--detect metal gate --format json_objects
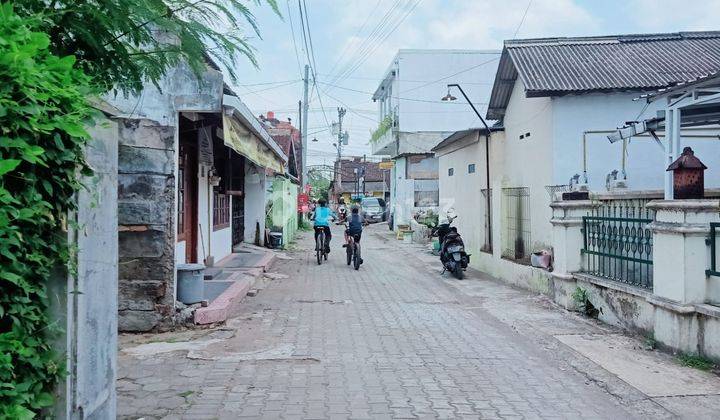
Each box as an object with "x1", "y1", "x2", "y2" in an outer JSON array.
[
  {"x1": 582, "y1": 199, "x2": 654, "y2": 288},
  {"x1": 230, "y1": 153, "x2": 245, "y2": 246}
]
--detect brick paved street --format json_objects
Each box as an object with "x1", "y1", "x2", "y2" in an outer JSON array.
[{"x1": 118, "y1": 224, "x2": 709, "y2": 419}]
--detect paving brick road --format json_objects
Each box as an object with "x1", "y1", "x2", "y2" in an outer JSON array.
[{"x1": 118, "y1": 224, "x2": 684, "y2": 419}]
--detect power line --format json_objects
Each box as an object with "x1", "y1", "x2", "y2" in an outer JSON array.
[
  {"x1": 285, "y1": 0, "x2": 304, "y2": 77},
  {"x1": 399, "y1": 56, "x2": 500, "y2": 94},
  {"x1": 336, "y1": 0, "x2": 423, "y2": 83},
  {"x1": 318, "y1": 80, "x2": 489, "y2": 107},
  {"x1": 512, "y1": 0, "x2": 533, "y2": 39},
  {"x1": 298, "y1": 0, "x2": 332, "y2": 131},
  {"x1": 326, "y1": 0, "x2": 404, "y2": 87},
  {"x1": 325, "y1": 0, "x2": 383, "y2": 79},
  {"x1": 335, "y1": 0, "x2": 422, "y2": 86}
]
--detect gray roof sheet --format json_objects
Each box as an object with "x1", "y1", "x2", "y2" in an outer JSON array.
[{"x1": 487, "y1": 31, "x2": 720, "y2": 120}]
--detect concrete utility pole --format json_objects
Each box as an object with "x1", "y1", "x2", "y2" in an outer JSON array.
[
  {"x1": 336, "y1": 107, "x2": 346, "y2": 200},
  {"x1": 301, "y1": 64, "x2": 309, "y2": 190}
]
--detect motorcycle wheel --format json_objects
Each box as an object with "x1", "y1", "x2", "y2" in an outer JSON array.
[{"x1": 453, "y1": 265, "x2": 464, "y2": 280}]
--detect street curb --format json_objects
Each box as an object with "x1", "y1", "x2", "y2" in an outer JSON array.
[
  {"x1": 193, "y1": 272, "x2": 255, "y2": 325},
  {"x1": 193, "y1": 251, "x2": 275, "y2": 325}
]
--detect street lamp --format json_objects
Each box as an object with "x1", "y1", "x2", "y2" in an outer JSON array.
[
  {"x1": 442, "y1": 83, "x2": 493, "y2": 251},
  {"x1": 441, "y1": 87, "x2": 457, "y2": 102}
]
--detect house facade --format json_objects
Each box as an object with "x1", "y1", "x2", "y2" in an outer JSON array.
[
  {"x1": 331, "y1": 157, "x2": 390, "y2": 204},
  {"x1": 261, "y1": 111, "x2": 302, "y2": 247},
  {"x1": 370, "y1": 49, "x2": 500, "y2": 228},
  {"x1": 109, "y1": 62, "x2": 286, "y2": 331},
  {"x1": 436, "y1": 31, "x2": 720, "y2": 287}
]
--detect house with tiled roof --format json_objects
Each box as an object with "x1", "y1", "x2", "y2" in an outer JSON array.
[
  {"x1": 330, "y1": 157, "x2": 391, "y2": 203},
  {"x1": 435, "y1": 30, "x2": 720, "y2": 288}
]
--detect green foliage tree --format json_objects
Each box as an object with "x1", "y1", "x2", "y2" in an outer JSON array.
[
  {"x1": 14, "y1": 0, "x2": 280, "y2": 94},
  {"x1": 308, "y1": 170, "x2": 331, "y2": 201},
  {"x1": 0, "y1": 4, "x2": 96, "y2": 417},
  {"x1": 2, "y1": 0, "x2": 279, "y2": 417}
]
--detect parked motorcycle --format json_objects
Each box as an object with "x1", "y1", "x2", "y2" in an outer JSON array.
[{"x1": 432, "y1": 213, "x2": 469, "y2": 279}]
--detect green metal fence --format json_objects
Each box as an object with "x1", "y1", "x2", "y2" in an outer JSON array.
[
  {"x1": 709, "y1": 223, "x2": 720, "y2": 277},
  {"x1": 582, "y1": 199, "x2": 654, "y2": 289}
]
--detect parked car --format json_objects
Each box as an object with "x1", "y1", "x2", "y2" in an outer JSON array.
[{"x1": 360, "y1": 197, "x2": 386, "y2": 223}]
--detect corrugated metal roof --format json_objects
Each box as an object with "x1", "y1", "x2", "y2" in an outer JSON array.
[{"x1": 487, "y1": 31, "x2": 720, "y2": 120}]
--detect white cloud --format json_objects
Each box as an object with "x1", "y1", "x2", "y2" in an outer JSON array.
[
  {"x1": 425, "y1": 0, "x2": 598, "y2": 48},
  {"x1": 626, "y1": 0, "x2": 720, "y2": 32}
]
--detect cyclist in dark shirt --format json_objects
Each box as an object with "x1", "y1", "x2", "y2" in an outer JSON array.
[{"x1": 344, "y1": 205, "x2": 365, "y2": 245}]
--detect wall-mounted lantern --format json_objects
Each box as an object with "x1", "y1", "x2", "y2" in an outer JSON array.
[{"x1": 667, "y1": 147, "x2": 707, "y2": 199}]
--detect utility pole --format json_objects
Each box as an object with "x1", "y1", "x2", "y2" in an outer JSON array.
[
  {"x1": 336, "y1": 107, "x2": 346, "y2": 201},
  {"x1": 301, "y1": 64, "x2": 309, "y2": 191}
]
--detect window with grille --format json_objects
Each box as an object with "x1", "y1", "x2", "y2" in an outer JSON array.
[
  {"x1": 213, "y1": 192, "x2": 230, "y2": 230},
  {"x1": 468, "y1": 164, "x2": 476, "y2": 174},
  {"x1": 502, "y1": 187, "x2": 530, "y2": 262},
  {"x1": 448, "y1": 168, "x2": 454, "y2": 176}
]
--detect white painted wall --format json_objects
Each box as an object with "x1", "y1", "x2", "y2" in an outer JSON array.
[
  {"x1": 552, "y1": 93, "x2": 720, "y2": 190},
  {"x1": 392, "y1": 50, "x2": 500, "y2": 133},
  {"x1": 437, "y1": 132, "x2": 486, "y2": 259},
  {"x1": 244, "y1": 163, "x2": 267, "y2": 245},
  {"x1": 499, "y1": 79, "x2": 555, "y2": 250}
]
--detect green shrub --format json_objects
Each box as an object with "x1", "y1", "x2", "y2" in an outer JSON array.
[{"x1": 0, "y1": 4, "x2": 95, "y2": 416}]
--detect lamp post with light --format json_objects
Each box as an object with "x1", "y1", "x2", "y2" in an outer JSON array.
[{"x1": 441, "y1": 83, "x2": 493, "y2": 252}]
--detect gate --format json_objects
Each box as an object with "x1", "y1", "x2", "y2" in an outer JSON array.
[{"x1": 582, "y1": 199, "x2": 654, "y2": 289}]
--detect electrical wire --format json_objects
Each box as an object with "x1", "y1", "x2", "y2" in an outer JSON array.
[
  {"x1": 299, "y1": 0, "x2": 332, "y2": 131},
  {"x1": 286, "y1": 0, "x2": 305, "y2": 77},
  {"x1": 324, "y1": 0, "x2": 383, "y2": 80},
  {"x1": 399, "y1": 56, "x2": 500, "y2": 94},
  {"x1": 335, "y1": 0, "x2": 423, "y2": 84},
  {"x1": 318, "y1": 80, "x2": 489, "y2": 107},
  {"x1": 512, "y1": 0, "x2": 533, "y2": 39},
  {"x1": 326, "y1": 0, "x2": 404, "y2": 87}
]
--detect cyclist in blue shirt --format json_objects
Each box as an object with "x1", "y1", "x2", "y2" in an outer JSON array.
[{"x1": 311, "y1": 198, "x2": 336, "y2": 253}]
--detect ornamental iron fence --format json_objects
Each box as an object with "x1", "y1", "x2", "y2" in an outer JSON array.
[
  {"x1": 582, "y1": 198, "x2": 654, "y2": 289},
  {"x1": 709, "y1": 223, "x2": 720, "y2": 278}
]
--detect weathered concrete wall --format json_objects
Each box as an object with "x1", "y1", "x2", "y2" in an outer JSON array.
[
  {"x1": 117, "y1": 119, "x2": 176, "y2": 331},
  {"x1": 52, "y1": 116, "x2": 119, "y2": 418},
  {"x1": 108, "y1": 63, "x2": 224, "y2": 331}
]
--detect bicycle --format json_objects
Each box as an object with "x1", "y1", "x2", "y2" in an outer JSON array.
[
  {"x1": 314, "y1": 226, "x2": 329, "y2": 265},
  {"x1": 346, "y1": 233, "x2": 361, "y2": 270}
]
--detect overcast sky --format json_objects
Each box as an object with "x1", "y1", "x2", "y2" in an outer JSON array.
[{"x1": 227, "y1": 0, "x2": 719, "y2": 166}]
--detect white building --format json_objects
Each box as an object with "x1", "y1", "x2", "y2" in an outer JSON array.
[
  {"x1": 370, "y1": 49, "x2": 500, "y2": 227},
  {"x1": 435, "y1": 31, "x2": 720, "y2": 288}
]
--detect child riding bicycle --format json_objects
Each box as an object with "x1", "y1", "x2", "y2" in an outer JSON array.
[{"x1": 311, "y1": 198, "x2": 336, "y2": 253}]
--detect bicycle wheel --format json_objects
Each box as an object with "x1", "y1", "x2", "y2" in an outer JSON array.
[
  {"x1": 316, "y1": 233, "x2": 323, "y2": 265},
  {"x1": 353, "y1": 243, "x2": 361, "y2": 270}
]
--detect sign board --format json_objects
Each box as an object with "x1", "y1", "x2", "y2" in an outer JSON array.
[
  {"x1": 298, "y1": 193, "x2": 309, "y2": 213},
  {"x1": 379, "y1": 161, "x2": 394, "y2": 170}
]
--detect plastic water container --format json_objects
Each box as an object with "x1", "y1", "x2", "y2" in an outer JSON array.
[{"x1": 176, "y1": 263, "x2": 205, "y2": 304}]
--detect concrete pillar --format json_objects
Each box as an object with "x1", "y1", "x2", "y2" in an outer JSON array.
[
  {"x1": 549, "y1": 199, "x2": 599, "y2": 308},
  {"x1": 648, "y1": 199, "x2": 720, "y2": 304}
]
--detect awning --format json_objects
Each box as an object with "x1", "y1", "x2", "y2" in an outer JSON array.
[{"x1": 222, "y1": 95, "x2": 287, "y2": 173}]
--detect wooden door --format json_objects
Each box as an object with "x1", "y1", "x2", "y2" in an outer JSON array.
[{"x1": 177, "y1": 142, "x2": 198, "y2": 263}]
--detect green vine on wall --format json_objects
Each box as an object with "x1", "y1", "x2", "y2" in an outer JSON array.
[
  {"x1": 0, "y1": 4, "x2": 95, "y2": 417},
  {"x1": 370, "y1": 115, "x2": 394, "y2": 143}
]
